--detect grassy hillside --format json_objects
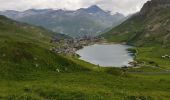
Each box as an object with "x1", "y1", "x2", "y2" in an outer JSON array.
[
  {"x1": 0, "y1": 15, "x2": 90, "y2": 79},
  {"x1": 102, "y1": 2, "x2": 170, "y2": 69},
  {"x1": 1, "y1": 15, "x2": 170, "y2": 99},
  {"x1": 103, "y1": 7, "x2": 170, "y2": 47}
]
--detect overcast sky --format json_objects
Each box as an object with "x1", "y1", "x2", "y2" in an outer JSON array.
[{"x1": 0, "y1": 0, "x2": 149, "y2": 15}]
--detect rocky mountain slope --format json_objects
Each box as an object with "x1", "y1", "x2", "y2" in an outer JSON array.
[
  {"x1": 103, "y1": 0, "x2": 170, "y2": 47},
  {"x1": 0, "y1": 5, "x2": 125, "y2": 37}
]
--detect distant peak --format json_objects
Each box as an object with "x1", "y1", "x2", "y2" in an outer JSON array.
[
  {"x1": 88, "y1": 5, "x2": 100, "y2": 9},
  {"x1": 25, "y1": 9, "x2": 37, "y2": 12},
  {"x1": 115, "y1": 12, "x2": 123, "y2": 15},
  {"x1": 24, "y1": 9, "x2": 52, "y2": 12},
  {"x1": 85, "y1": 5, "x2": 103, "y2": 13}
]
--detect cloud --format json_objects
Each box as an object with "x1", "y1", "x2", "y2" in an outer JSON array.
[
  {"x1": 0, "y1": 0, "x2": 149, "y2": 15},
  {"x1": 96, "y1": 0, "x2": 149, "y2": 15}
]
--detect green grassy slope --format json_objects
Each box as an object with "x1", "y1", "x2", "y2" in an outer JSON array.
[
  {"x1": 1, "y1": 72, "x2": 170, "y2": 100},
  {"x1": 103, "y1": 7, "x2": 170, "y2": 47}
]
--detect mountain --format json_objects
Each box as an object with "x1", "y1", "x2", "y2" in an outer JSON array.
[
  {"x1": 103, "y1": 0, "x2": 170, "y2": 47},
  {"x1": 0, "y1": 5, "x2": 125, "y2": 37},
  {"x1": 79, "y1": 5, "x2": 104, "y2": 13}
]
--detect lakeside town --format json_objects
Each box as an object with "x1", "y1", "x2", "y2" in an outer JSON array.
[
  {"x1": 50, "y1": 36, "x2": 105, "y2": 56},
  {"x1": 50, "y1": 35, "x2": 170, "y2": 68}
]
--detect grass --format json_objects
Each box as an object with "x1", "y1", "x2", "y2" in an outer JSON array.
[
  {"x1": 1, "y1": 71, "x2": 170, "y2": 100},
  {"x1": 135, "y1": 46, "x2": 170, "y2": 69}
]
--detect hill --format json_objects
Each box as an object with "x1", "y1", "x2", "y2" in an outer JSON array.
[
  {"x1": 103, "y1": 0, "x2": 170, "y2": 47},
  {"x1": 103, "y1": 0, "x2": 170, "y2": 69},
  {"x1": 0, "y1": 15, "x2": 89, "y2": 79},
  {"x1": 0, "y1": 5, "x2": 125, "y2": 37}
]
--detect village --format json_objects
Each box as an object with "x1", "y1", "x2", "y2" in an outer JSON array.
[{"x1": 50, "y1": 36, "x2": 104, "y2": 56}]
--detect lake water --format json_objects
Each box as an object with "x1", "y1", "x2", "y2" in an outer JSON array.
[{"x1": 76, "y1": 44, "x2": 134, "y2": 67}]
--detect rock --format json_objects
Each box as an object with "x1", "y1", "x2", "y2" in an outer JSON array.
[
  {"x1": 2, "y1": 54, "x2": 6, "y2": 57},
  {"x1": 65, "y1": 67, "x2": 68, "y2": 71},
  {"x1": 35, "y1": 64, "x2": 39, "y2": 67},
  {"x1": 161, "y1": 54, "x2": 170, "y2": 58},
  {"x1": 34, "y1": 57, "x2": 38, "y2": 60},
  {"x1": 56, "y1": 69, "x2": 60, "y2": 72},
  {"x1": 140, "y1": 0, "x2": 170, "y2": 15}
]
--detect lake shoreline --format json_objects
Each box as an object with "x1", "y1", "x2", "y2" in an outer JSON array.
[
  {"x1": 52, "y1": 37, "x2": 137, "y2": 68},
  {"x1": 76, "y1": 43, "x2": 135, "y2": 68}
]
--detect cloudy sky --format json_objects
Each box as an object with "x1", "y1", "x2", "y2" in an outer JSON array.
[{"x1": 0, "y1": 0, "x2": 149, "y2": 15}]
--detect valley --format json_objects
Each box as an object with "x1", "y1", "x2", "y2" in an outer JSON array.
[{"x1": 0, "y1": 0, "x2": 170, "y2": 100}]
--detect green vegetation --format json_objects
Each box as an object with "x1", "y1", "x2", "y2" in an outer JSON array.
[
  {"x1": 0, "y1": 8, "x2": 170, "y2": 100},
  {"x1": 135, "y1": 47, "x2": 170, "y2": 69},
  {"x1": 1, "y1": 71, "x2": 170, "y2": 100}
]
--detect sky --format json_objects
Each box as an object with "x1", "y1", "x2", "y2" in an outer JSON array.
[{"x1": 0, "y1": 0, "x2": 149, "y2": 15}]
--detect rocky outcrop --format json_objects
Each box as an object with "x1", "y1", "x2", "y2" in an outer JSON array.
[{"x1": 140, "y1": 0, "x2": 170, "y2": 15}]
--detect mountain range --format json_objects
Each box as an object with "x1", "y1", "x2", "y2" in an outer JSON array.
[{"x1": 0, "y1": 5, "x2": 125, "y2": 37}]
